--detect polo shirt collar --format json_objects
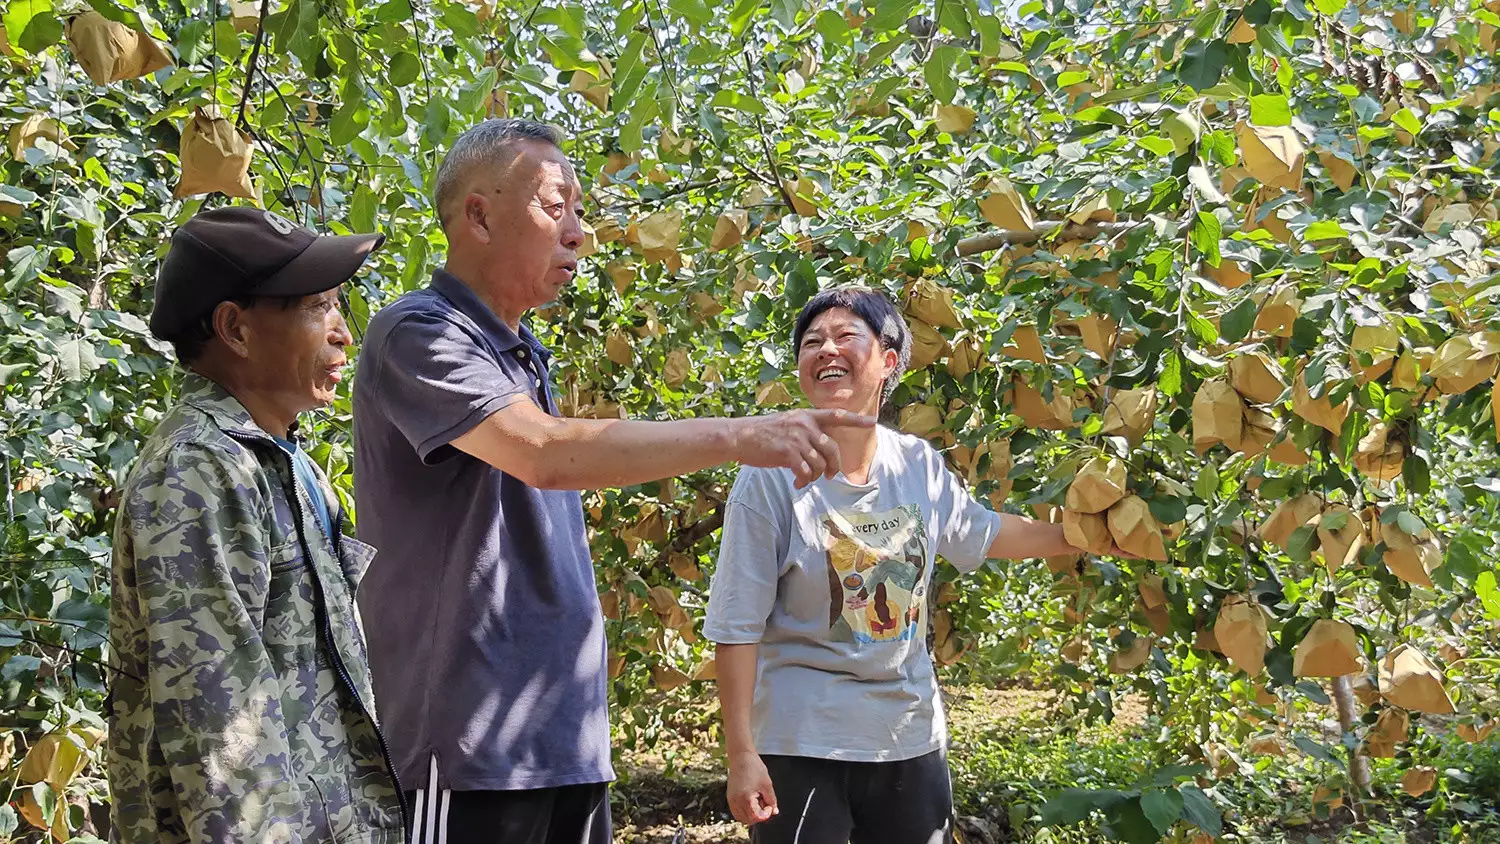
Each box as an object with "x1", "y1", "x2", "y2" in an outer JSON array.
[{"x1": 431, "y1": 269, "x2": 550, "y2": 362}]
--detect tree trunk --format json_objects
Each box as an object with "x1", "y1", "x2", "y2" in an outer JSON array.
[{"x1": 1332, "y1": 676, "x2": 1372, "y2": 794}]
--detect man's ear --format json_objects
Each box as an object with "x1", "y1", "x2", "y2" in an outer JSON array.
[
  {"x1": 882, "y1": 346, "x2": 899, "y2": 379},
  {"x1": 212, "y1": 300, "x2": 253, "y2": 360},
  {"x1": 463, "y1": 192, "x2": 492, "y2": 244}
]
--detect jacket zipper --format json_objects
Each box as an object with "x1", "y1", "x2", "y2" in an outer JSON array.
[{"x1": 227, "y1": 430, "x2": 410, "y2": 834}]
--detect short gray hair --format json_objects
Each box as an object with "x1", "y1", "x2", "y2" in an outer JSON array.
[{"x1": 434, "y1": 119, "x2": 565, "y2": 228}]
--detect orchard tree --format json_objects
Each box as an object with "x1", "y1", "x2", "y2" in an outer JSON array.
[{"x1": 1, "y1": 0, "x2": 1497, "y2": 839}]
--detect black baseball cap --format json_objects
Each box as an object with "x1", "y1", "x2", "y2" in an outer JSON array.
[{"x1": 149, "y1": 206, "x2": 386, "y2": 341}]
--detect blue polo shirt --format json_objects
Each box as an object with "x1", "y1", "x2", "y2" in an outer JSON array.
[{"x1": 352, "y1": 269, "x2": 611, "y2": 791}]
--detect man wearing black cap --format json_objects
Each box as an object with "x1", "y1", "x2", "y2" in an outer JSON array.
[{"x1": 106, "y1": 207, "x2": 406, "y2": 843}]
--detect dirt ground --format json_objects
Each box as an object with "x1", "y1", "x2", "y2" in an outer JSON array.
[{"x1": 608, "y1": 687, "x2": 1113, "y2": 844}]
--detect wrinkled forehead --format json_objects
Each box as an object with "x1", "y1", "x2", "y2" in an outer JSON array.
[{"x1": 493, "y1": 140, "x2": 580, "y2": 194}]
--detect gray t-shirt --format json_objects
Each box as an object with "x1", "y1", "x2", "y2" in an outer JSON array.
[
  {"x1": 704, "y1": 425, "x2": 1003, "y2": 762},
  {"x1": 353, "y1": 270, "x2": 611, "y2": 791}
]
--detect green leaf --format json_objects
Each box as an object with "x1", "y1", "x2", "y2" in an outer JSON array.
[
  {"x1": 6, "y1": 245, "x2": 51, "y2": 289},
  {"x1": 1312, "y1": 0, "x2": 1347, "y2": 14},
  {"x1": 1191, "y1": 211, "x2": 1222, "y2": 266},
  {"x1": 1138, "y1": 136, "x2": 1177, "y2": 156},
  {"x1": 1392, "y1": 107, "x2": 1422, "y2": 138},
  {"x1": 1179, "y1": 785, "x2": 1223, "y2": 835},
  {"x1": 53, "y1": 337, "x2": 98, "y2": 381},
  {"x1": 1304, "y1": 220, "x2": 1349, "y2": 241},
  {"x1": 328, "y1": 99, "x2": 368, "y2": 146},
  {"x1": 375, "y1": 0, "x2": 412, "y2": 22},
  {"x1": 1187, "y1": 309, "x2": 1219, "y2": 345},
  {"x1": 1293, "y1": 735, "x2": 1345, "y2": 765},
  {"x1": 610, "y1": 34, "x2": 649, "y2": 110},
  {"x1": 176, "y1": 19, "x2": 211, "y2": 64},
  {"x1": 1402, "y1": 454, "x2": 1431, "y2": 494},
  {"x1": 1160, "y1": 350, "x2": 1183, "y2": 397},
  {"x1": 924, "y1": 44, "x2": 962, "y2": 105},
  {"x1": 1287, "y1": 525, "x2": 1318, "y2": 562},
  {"x1": 1039, "y1": 788, "x2": 1133, "y2": 825},
  {"x1": 422, "y1": 98, "x2": 451, "y2": 145},
  {"x1": 1178, "y1": 40, "x2": 1229, "y2": 91},
  {"x1": 1476, "y1": 571, "x2": 1500, "y2": 620},
  {"x1": 1220, "y1": 299, "x2": 1257, "y2": 343},
  {"x1": 389, "y1": 52, "x2": 420, "y2": 87},
  {"x1": 1250, "y1": 94, "x2": 1292, "y2": 126},
  {"x1": 870, "y1": 0, "x2": 920, "y2": 31},
  {"x1": 1396, "y1": 511, "x2": 1426, "y2": 537},
  {"x1": 1140, "y1": 789, "x2": 1184, "y2": 834},
  {"x1": 813, "y1": 9, "x2": 846, "y2": 42},
  {"x1": 457, "y1": 67, "x2": 498, "y2": 115},
  {"x1": 709, "y1": 90, "x2": 767, "y2": 115},
  {"x1": 1105, "y1": 798, "x2": 1163, "y2": 844},
  {"x1": 0, "y1": 362, "x2": 29, "y2": 386},
  {"x1": 350, "y1": 185, "x2": 377, "y2": 234},
  {"x1": 1194, "y1": 463, "x2": 1221, "y2": 500},
  {"x1": 0, "y1": 802, "x2": 17, "y2": 838},
  {"x1": 5, "y1": 0, "x2": 62, "y2": 54}
]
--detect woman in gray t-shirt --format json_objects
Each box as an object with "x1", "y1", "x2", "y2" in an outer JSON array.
[{"x1": 704, "y1": 287, "x2": 1121, "y2": 843}]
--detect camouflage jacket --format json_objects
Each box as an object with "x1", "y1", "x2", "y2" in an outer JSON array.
[{"x1": 107, "y1": 374, "x2": 406, "y2": 843}]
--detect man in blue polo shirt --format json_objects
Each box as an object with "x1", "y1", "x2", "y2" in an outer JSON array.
[{"x1": 352, "y1": 119, "x2": 872, "y2": 844}]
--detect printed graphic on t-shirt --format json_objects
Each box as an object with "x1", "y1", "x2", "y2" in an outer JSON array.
[{"x1": 821, "y1": 504, "x2": 929, "y2": 643}]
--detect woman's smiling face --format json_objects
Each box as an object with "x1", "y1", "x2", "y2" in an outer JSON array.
[{"x1": 796, "y1": 306, "x2": 897, "y2": 415}]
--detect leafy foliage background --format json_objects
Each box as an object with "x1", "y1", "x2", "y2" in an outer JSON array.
[{"x1": 1, "y1": 0, "x2": 1498, "y2": 838}]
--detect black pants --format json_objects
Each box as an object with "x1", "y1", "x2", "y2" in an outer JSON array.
[
  {"x1": 405, "y1": 779, "x2": 611, "y2": 844},
  {"x1": 750, "y1": 749, "x2": 954, "y2": 844}
]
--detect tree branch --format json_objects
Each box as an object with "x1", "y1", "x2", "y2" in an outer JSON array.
[
  {"x1": 235, "y1": 0, "x2": 272, "y2": 130},
  {"x1": 740, "y1": 53, "x2": 798, "y2": 214},
  {"x1": 954, "y1": 220, "x2": 1150, "y2": 256}
]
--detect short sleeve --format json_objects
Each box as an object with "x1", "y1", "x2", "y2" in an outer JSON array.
[
  {"x1": 368, "y1": 311, "x2": 531, "y2": 464},
  {"x1": 703, "y1": 471, "x2": 789, "y2": 645},
  {"x1": 928, "y1": 444, "x2": 1003, "y2": 574}
]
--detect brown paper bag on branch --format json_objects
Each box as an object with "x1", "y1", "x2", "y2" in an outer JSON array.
[
  {"x1": 1351, "y1": 322, "x2": 1400, "y2": 384},
  {"x1": 947, "y1": 336, "x2": 985, "y2": 379},
  {"x1": 978, "y1": 176, "x2": 1035, "y2": 232},
  {"x1": 1214, "y1": 594, "x2": 1269, "y2": 675},
  {"x1": 175, "y1": 107, "x2": 256, "y2": 199},
  {"x1": 1065, "y1": 456, "x2": 1128, "y2": 514},
  {"x1": 1382, "y1": 517, "x2": 1441, "y2": 587},
  {"x1": 999, "y1": 324, "x2": 1046, "y2": 364},
  {"x1": 1293, "y1": 619, "x2": 1363, "y2": 677},
  {"x1": 905, "y1": 279, "x2": 962, "y2": 329},
  {"x1": 1063, "y1": 509, "x2": 1113, "y2": 555},
  {"x1": 1229, "y1": 407, "x2": 1277, "y2": 457},
  {"x1": 1430, "y1": 333, "x2": 1500, "y2": 394},
  {"x1": 898, "y1": 403, "x2": 944, "y2": 438},
  {"x1": 1379, "y1": 644, "x2": 1455, "y2": 714},
  {"x1": 1238, "y1": 122, "x2": 1306, "y2": 190},
  {"x1": 1254, "y1": 287, "x2": 1302, "y2": 337},
  {"x1": 908, "y1": 321, "x2": 949, "y2": 370},
  {"x1": 1402, "y1": 767, "x2": 1437, "y2": 797},
  {"x1": 1229, "y1": 351, "x2": 1286, "y2": 404},
  {"x1": 1363, "y1": 707, "x2": 1409, "y2": 759},
  {"x1": 1101, "y1": 387, "x2": 1157, "y2": 443},
  {"x1": 1260, "y1": 494, "x2": 1322, "y2": 550},
  {"x1": 1353, "y1": 422, "x2": 1405, "y2": 483},
  {"x1": 66, "y1": 10, "x2": 172, "y2": 85},
  {"x1": 1193, "y1": 378, "x2": 1243, "y2": 452},
  {"x1": 1313, "y1": 504, "x2": 1365, "y2": 575},
  {"x1": 1108, "y1": 636, "x2": 1152, "y2": 674},
  {"x1": 1106, "y1": 496, "x2": 1167, "y2": 561},
  {"x1": 709, "y1": 209, "x2": 749, "y2": 252},
  {"x1": 1293, "y1": 369, "x2": 1351, "y2": 433}
]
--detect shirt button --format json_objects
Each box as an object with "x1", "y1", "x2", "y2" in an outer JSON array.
[{"x1": 517, "y1": 348, "x2": 529, "y2": 360}]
